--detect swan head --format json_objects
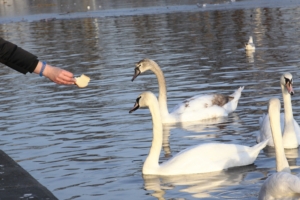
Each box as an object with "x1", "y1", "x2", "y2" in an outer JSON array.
[
  {"x1": 131, "y1": 59, "x2": 156, "y2": 81},
  {"x1": 129, "y1": 91, "x2": 156, "y2": 113},
  {"x1": 280, "y1": 72, "x2": 294, "y2": 95}
]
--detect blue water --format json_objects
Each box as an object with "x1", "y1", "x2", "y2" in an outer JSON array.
[{"x1": 1, "y1": 0, "x2": 300, "y2": 199}]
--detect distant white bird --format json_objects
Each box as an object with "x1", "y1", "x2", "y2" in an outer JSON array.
[
  {"x1": 245, "y1": 36, "x2": 255, "y2": 50},
  {"x1": 87, "y1": 6, "x2": 90, "y2": 10},
  {"x1": 258, "y1": 98, "x2": 300, "y2": 199},
  {"x1": 197, "y1": 3, "x2": 206, "y2": 8}
]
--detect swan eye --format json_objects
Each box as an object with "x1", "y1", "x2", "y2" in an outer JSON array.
[
  {"x1": 136, "y1": 96, "x2": 141, "y2": 103},
  {"x1": 284, "y1": 77, "x2": 291, "y2": 84}
]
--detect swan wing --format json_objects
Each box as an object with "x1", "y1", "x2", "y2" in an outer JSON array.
[
  {"x1": 293, "y1": 120, "x2": 300, "y2": 145},
  {"x1": 158, "y1": 141, "x2": 267, "y2": 175},
  {"x1": 170, "y1": 105, "x2": 228, "y2": 123},
  {"x1": 170, "y1": 94, "x2": 216, "y2": 114},
  {"x1": 257, "y1": 113, "x2": 284, "y2": 146},
  {"x1": 171, "y1": 87, "x2": 244, "y2": 115}
]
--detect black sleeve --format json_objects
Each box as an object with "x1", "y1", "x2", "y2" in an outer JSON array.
[{"x1": 0, "y1": 37, "x2": 39, "y2": 74}]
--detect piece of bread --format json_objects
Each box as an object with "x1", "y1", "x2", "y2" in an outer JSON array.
[{"x1": 75, "y1": 74, "x2": 90, "y2": 88}]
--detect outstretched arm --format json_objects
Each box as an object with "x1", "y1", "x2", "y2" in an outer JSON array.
[
  {"x1": 0, "y1": 37, "x2": 75, "y2": 85},
  {"x1": 34, "y1": 61, "x2": 75, "y2": 85}
]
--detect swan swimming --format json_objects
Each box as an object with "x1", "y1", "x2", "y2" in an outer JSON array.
[
  {"x1": 257, "y1": 72, "x2": 300, "y2": 148},
  {"x1": 129, "y1": 91, "x2": 268, "y2": 175},
  {"x1": 258, "y1": 98, "x2": 300, "y2": 199},
  {"x1": 131, "y1": 59, "x2": 244, "y2": 124},
  {"x1": 245, "y1": 36, "x2": 255, "y2": 50}
]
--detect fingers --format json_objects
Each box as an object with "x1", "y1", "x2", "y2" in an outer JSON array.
[
  {"x1": 43, "y1": 65, "x2": 78, "y2": 85},
  {"x1": 52, "y1": 69, "x2": 75, "y2": 85},
  {"x1": 60, "y1": 70, "x2": 76, "y2": 84}
]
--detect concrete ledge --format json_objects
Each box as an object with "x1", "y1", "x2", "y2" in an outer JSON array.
[{"x1": 0, "y1": 150, "x2": 57, "y2": 200}]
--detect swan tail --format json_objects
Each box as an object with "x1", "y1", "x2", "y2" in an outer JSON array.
[
  {"x1": 229, "y1": 86, "x2": 244, "y2": 101},
  {"x1": 252, "y1": 139, "x2": 269, "y2": 151},
  {"x1": 222, "y1": 86, "x2": 244, "y2": 113}
]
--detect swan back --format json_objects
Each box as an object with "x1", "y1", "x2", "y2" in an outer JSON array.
[
  {"x1": 268, "y1": 98, "x2": 290, "y2": 173},
  {"x1": 258, "y1": 172, "x2": 300, "y2": 199}
]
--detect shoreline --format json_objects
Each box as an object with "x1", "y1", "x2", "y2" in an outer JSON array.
[{"x1": 1, "y1": 0, "x2": 300, "y2": 24}]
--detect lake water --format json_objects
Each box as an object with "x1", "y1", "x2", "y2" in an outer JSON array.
[{"x1": 1, "y1": 0, "x2": 300, "y2": 199}]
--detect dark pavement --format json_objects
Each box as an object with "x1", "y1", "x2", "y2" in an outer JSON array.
[{"x1": 0, "y1": 150, "x2": 57, "y2": 200}]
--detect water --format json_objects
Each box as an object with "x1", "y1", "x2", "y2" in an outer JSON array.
[{"x1": 1, "y1": 0, "x2": 300, "y2": 199}]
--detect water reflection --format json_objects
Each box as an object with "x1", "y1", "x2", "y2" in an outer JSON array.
[
  {"x1": 245, "y1": 49, "x2": 255, "y2": 63},
  {"x1": 263, "y1": 146, "x2": 300, "y2": 165},
  {"x1": 143, "y1": 165, "x2": 259, "y2": 199},
  {"x1": 162, "y1": 117, "x2": 232, "y2": 156}
]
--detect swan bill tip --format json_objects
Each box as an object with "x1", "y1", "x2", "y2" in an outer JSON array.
[
  {"x1": 129, "y1": 101, "x2": 140, "y2": 113},
  {"x1": 132, "y1": 68, "x2": 141, "y2": 82}
]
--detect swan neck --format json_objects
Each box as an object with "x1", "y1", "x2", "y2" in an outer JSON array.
[
  {"x1": 282, "y1": 85, "x2": 294, "y2": 126},
  {"x1": 269, "y1": 103, "x2": 291, "y2": 173},
  {"x1": 281, "y1": 85, "x2": 297, "y2": 147},
  {"x1": 150, "y1": 63, "x2": 169, "y2": 117},
  {"x1": 143, "y1": 98, "x2": 163, "y2": 172}
]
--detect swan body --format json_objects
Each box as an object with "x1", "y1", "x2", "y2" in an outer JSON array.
[
  {"x1": 258, "y1": 98, "x2": 300, "y2": 199},
  {"x1": 257, "y1": 72, "x2": 300, "y2": 148},
  {"x1": 129, "y1": 91, "x2": 268, "y2": 175},
  {"x1": 245, "y1": 36, "x2": 255, "y2": 50},
  {"x1": 259, "y1": 172, "x2": 300, "y2": 200},
  {"x1": 132, "y1": 59, "x2": 244, "y2": 124}
]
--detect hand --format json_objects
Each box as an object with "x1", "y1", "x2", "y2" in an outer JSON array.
[
  {"x1": 43, "y1": 65, "x2": 75, "y2": 85},
  {"x1": 34, "y1": 61, "x2": 75, "y2": 85}
]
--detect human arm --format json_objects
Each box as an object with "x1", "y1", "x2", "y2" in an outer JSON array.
[
  {"x1": 0, "y1": 37, "x2": 75, "y2": 85},
  {"x1": 34, "y1": 61, "x2": 75, "y2": 85}
]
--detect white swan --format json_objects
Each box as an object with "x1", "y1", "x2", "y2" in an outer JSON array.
[
  {"x1": 258, "y1": 98, "x2": 300, "y2": 199},
  {"x1": 129, "y1": 91, "x2": 268, "y2": 175},
  {"x1": 257, "y1": 72, "x2": 300, "y2": 148},
  {"x1": 245, "y1": 36, "x2": 255, "y2": 50},
  {"x1": 131, "y1": 59, "x2": 244, "y2": 124}
]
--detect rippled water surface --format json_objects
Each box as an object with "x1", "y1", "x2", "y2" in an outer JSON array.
[{"x1": 1, "y1": 1, "x2": 300, "y2": 199}]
